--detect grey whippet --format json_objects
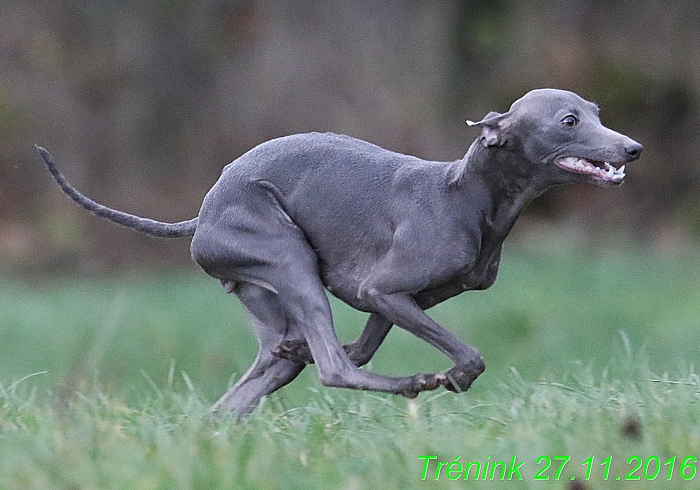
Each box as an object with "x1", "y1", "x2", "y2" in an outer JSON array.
[{"x1": 37, "y1": 88, "x2": 642, "y2": 419}]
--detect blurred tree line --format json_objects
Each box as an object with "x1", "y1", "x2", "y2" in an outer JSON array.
[{"x1": 1, "y1": 0, "x2": 699, "y2": 275}]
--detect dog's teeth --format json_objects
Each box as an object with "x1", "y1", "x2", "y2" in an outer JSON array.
[{"x1": 618, "y1": 165, "x2": 626, "y2": 174}]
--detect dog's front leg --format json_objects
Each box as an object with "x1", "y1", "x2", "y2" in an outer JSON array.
[
  {"x1": 273, "y1": 313, "x2": 393, "y2": 367},
  {"x1": 363, "y1": 290, "x2": 485, "y2": 393},
  {"x1": 342, "y1": 313, "x2": 393, "y2": 366}
]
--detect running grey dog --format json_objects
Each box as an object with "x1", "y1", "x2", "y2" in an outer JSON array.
[{"x1": 37, "y1": 88, "x2": 642, "y2": 419}]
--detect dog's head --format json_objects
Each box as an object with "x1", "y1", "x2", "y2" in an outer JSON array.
[{"x1": 468, "y1": 89, "x2": 642, "y2": 187}]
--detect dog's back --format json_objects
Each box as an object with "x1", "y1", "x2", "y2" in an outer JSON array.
[{"x1": 194, "y1": 132, "x2": 471, "y2": 304}]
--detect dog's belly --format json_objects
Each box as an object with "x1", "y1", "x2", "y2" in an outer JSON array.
[{"x1": 318, "y1": 248, "x2": 499, "y2": 313}]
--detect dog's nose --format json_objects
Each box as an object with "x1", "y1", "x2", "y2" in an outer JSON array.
[{"x1": 625, "y1": 141, "x2": 643, "y2": 159}]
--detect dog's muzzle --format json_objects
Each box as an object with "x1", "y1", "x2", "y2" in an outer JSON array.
[{"x1": 554, "y1": 156, "x2": 626, "y2": 185}]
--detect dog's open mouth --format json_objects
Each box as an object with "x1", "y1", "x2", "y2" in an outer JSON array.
[{"x1": 554, "y1": 156, "x2": 625, "y2": 185}]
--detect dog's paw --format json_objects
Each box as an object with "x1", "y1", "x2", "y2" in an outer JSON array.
[
  {"x1": 443, "y1": 358, "x2": 486, "y2": 393},
  {"x1": 272, "y1": 340, "x2": 314, "y2": 364},
  {"x1": 401, "y1": 373, "x2": 447, "y2": 398},
  {"x1": 343, "y1": 343, "x2": 369, "y2": 366}
]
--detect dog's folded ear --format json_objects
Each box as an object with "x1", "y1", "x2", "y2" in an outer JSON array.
[{"x1": 467, "y1": 111, "x2": 509, "y2": 147}]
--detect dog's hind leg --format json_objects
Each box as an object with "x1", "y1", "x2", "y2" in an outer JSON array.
[
  {"x1": 222, "y1": 265, "x2": 446, "y2": 400},
  {"x1": 262, "y1": 257, "x2": 447, "y2": 398},
  {"x1": 212, "y1": 337, "x2": 304, "y2": 419},
  {"x1": 211, "y1": 283, "x2": 305, "y2": 419}
]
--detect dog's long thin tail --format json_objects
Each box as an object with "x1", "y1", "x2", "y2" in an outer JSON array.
[{"x1": 36, "y1": 145, "x2": 198, "y2": 238}]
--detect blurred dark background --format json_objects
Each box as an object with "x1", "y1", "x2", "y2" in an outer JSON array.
[{"x1": 1, "y1": 0, "x2": 699, "y2": 276}]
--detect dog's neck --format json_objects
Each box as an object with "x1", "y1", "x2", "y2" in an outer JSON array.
[{"x1": 449, "y1": 139, "x2": 551, "y2": 237}]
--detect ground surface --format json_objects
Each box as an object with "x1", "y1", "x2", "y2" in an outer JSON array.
[{"x1": 2, "y1": 249, "x2": 699, "y2": 489}]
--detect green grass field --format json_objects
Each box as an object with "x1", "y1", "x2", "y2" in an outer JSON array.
[{"x1": 2, "y1": 249, "x2": 700, "y2": 489}]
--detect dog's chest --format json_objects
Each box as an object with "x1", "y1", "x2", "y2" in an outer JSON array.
[
  {"x1": 455, "y1": 254, "x2": 501, "y2": 291},
  {"x1": 414, "y1": 252, "x2": 502, "y2": 309}
]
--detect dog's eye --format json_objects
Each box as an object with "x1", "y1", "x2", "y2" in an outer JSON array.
[{"x1": 561, "y1": 115, "x2": 579, "y2": 127}]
